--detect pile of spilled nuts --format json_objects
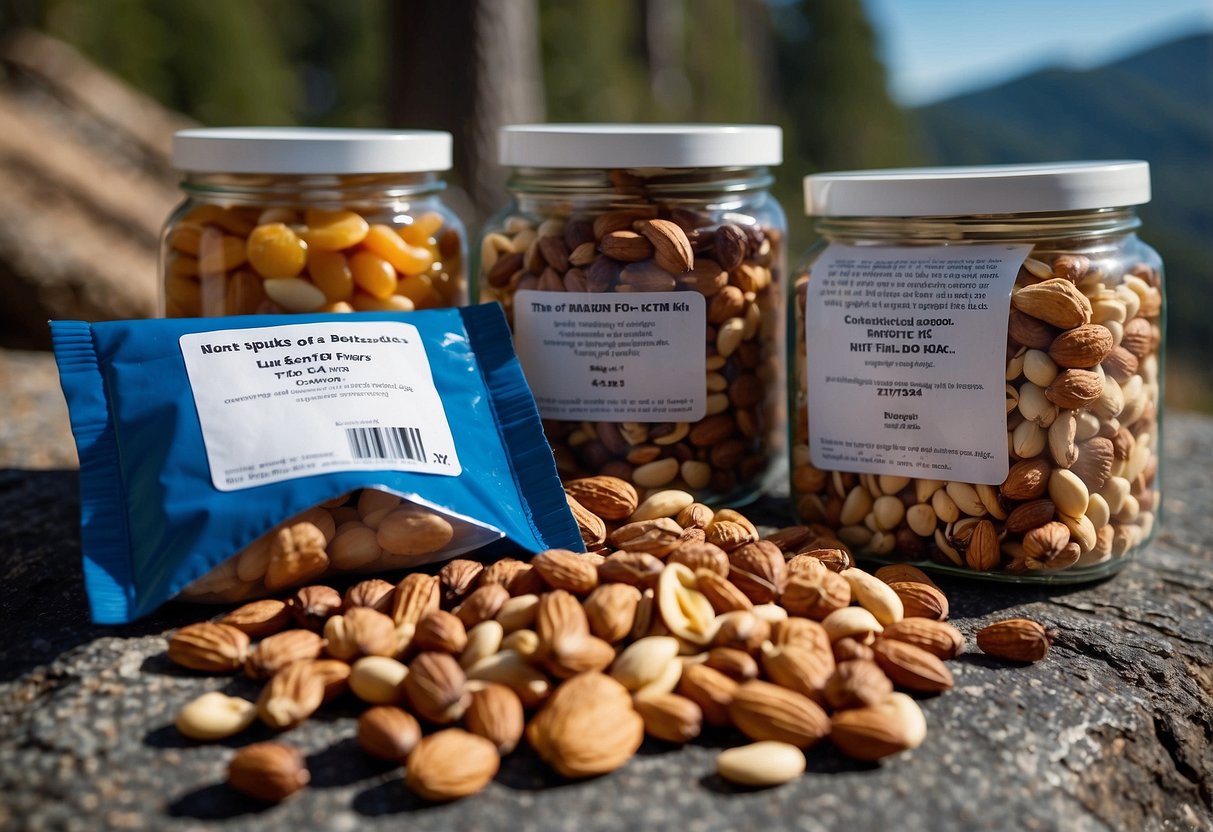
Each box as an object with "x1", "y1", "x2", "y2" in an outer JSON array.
[{"x1": 167, "y1": 477, "x2": 1053, "y2": 803}]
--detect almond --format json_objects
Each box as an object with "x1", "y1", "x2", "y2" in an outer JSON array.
[
  {"x1": 454, "y1": 583, "x2": 510, "y2": 628},
  {"x1": 887, "y1": 581, "x2": 950, "y2": 621},
  {"x1": 821, "y1": 607, "x2": 884, "y2": 644},
  {"x1": 565, "y1": 476, "x2": 638, "y2": 520},
  {"x1": 324, "y1": 607, "x2": 396, "y2": 661},
  {"x1": 357, "y1": 705, "x2": 421, "y2": 761},
  {"x1": 771, "y1": 617, "x2": 832, "y2": 654},
  {"x1": 228, "y1": 742, "x2": 309, "y2": 802},
  {"x1": 880, "y1": 619, "x2": 965, "y2": 659},
  {"x1": 964, "y1": 519, "x2": 1001, "y2": 572},
  {"x1": 167, "y1": 622, "x2": 250, "y2": 673},
  {"x1": 391, "y1": 573, "x2": 440, "y2": 629},
  {"x1": 536, "y1": 589, "x2": 591, "y2": 646},
  {"x1": 1045, "y1": 368, "x2": 1104, "y2": 409},
  {"x1": 220, "y1": 599, "x2": 292, "y2": 638},
  {"x1": 265, "y1": 522, "x2": 329, "y2": 590},
  {"x1": 781, "y1": 569, "x2": 851, "y2": 620},
  {"x1": 599, "y1": 229, "x2": 654, "y2": 262},
  {"x1": 257, "y1": 661, "x2": 325, "y2": 730},
  {"x1": 597, "y1": 551, "x2": 664, "y2": 588},
  {"x1": 637, "y1": 219, "x2": 694, "y2": 273},
  {"x1": 566, "y1": 494, "x2": 606, "y2": 549},
  {"x1": 872, "y1": 639, "x2": 954, "y2": 693},
  {"x1": 1007, "y1": 309, "x2": 1060, "y2": 350},
  {"x1": 412, "y1": 610, "x2": 469, "y2": 655},
  {"x1": 704, "y1": 519, "x2": 754, "y2": 551},
  {"x1": 760, "y1": 643, "x2": 834, "y2": 705},
  {"x1": 1005, "y1": 499, "x2": 1056, "y2": 533},
  {"x1": 678, "y1": 662, "x2": 738, "y2": 726},
  {"x1": 1071, "y1": 437, "x2": 1115, "y2": 491},
  {"x1": 728, "y1": 680, "x2": 831, "y2": 749},
  {"x1": 824, "y1": 659, "x2": 894, "y2": 710},
  {"x1": 310, "y1": 658, "x2": 352, "y2": 703},
  {"x1": 1048, "y1": 323, "x2": 1113, "y2": 368},
  {"x1": 634, "y1": 693, "x2": 703, "y2": 743},
  {"x1": 667, "y1": 540, "x2": 730, "y2": 576},
  {"x1": 287, "y1": 585, "x2": 342, "y2": 631},
  {"x1": 695, "y1": 569, "x2": 754, "y2": 613},
  {"x1": 1011, "y1": 278, "x2": 1092, "y2": 329},
  {"x1": 477, "y1": 557, "x2": 527, "y2": 589},
  {"x1": 463, "y1": 682, "x2": 525, "y2": 754},
  {"x1": 727, "y1": 541, "x2": 787, "y2": 604},
  {"x1": 1101, "y1": 344, "x2": 1139, "y2": 383},
  {"x1": 830, "y1": 692, "x2": 927, "y2": 761},
  {"x1": 404, "y1": 652, "x2": 470, "y2": 724},
  {"x1": 609, "y1": 517, "x2": 684, "y2": 556},
  {"x1": 245, "y1": 629, "x2": 325, "y2": 680},
  {"x1": 795, "y1": 546, "x2": 852, "y2": 572},
  {"x1": 544, "y1": 634, "x2": 617, "y2": 679},
  {"x1": 584, "y1": 583, "x2": 642, "y2": 643},
  {"x1": 1001, "y1": 457, "x2": 1052, "y2": 500},
  {"x1": 405, "y1": 729, "x2": 499, "y2": 801},
  {"x1": 343, "y1": 578, "x2": 396, "y2": 612},
  {"x1": 438, "y1": 559, "x2": 483, "y2": 604},
  {"x1": 526, "y1": 672, "x2": 644, "y2": 778},
  {"x1": 713, "y1": 223, "x2": 749, "y2": 271},
  {"x1": 872, "y1": 564, "x2": 937, "y2": 588},
  {"x1": 703, "y1": 647, "x2": 760, "y2": 681},
  {"x1": 712, "y1": 610, "x2": 770, "y2": 653},
  {"x1": 976, "y1": 618, "x2": 1053, "y2": 662}
]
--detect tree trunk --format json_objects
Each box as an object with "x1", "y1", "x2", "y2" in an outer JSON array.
[{"x1": 386, "y1": 0, "x2": 544, "y2": 223}]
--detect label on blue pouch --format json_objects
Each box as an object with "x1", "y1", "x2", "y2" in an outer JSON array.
[{"x1": 181, "y1": 321, "x2": 461, "y2": 491}]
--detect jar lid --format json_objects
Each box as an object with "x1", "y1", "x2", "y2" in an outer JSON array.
[
  {"x1": 172, "y1": 128, "x2": 453, "y2": 174},
  {"x1": 498, "y1": 124, "x2": 783, "y2": 168},
  {"x1": 804, "y1": 161, "x2": 1151, "y2": 216}
]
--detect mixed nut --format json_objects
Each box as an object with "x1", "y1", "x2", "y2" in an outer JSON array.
[
  {"x1": 165, "y1": 476, "x2": 1053, "y2": 803},
  {"x1": 478, "y1": 175, "x2": 784, "y2": 503},
  {"x1": 792, "y1": 249, "x2": 1162, "y2": 574},
  {"x1": 177, "y1": 489, "x2": 493, "y2": 604}
]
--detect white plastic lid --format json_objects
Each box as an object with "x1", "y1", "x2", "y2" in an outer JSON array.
[
  {"x1": 498, "y1": 124, "x2": 783, "y2": 168},
  {"x1": 172, "y1": 128, "x2": 453, "y2": 174},
  {"x1": 804, "y1": 161, "x2": 1151, "y2": 216}
]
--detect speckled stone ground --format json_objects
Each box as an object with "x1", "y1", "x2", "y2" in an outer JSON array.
[{"x1": 1, "y1": 350, "x2": 1210, "y2": 832}]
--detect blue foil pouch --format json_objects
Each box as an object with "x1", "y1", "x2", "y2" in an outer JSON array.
[{"x1": 52, "y1": 305, "x2": 582, "y2": 624}]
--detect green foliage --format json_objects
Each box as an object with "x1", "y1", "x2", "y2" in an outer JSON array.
[{"x1": 5, "y1": 0, "x2": 386, "y2": 126}]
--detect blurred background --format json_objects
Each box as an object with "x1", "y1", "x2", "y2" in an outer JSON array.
[{"x1": 0, "y1": 0, "x2": 1209, "y2": 411}]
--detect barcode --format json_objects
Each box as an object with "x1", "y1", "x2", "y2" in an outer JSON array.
[{"x1": 344, "y1": 426, "x2": 427, "y2": 462}]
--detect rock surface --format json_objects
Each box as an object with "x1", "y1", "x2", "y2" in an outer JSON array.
[{"x1": 1, "y1": 351, "x2": 1210, "y2": 831}]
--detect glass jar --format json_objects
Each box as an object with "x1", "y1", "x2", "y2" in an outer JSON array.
[
  {"x1": 791, "y1": 162, "x2": 1162, "y2": 581},
  {"x1": 478, "y1": 124, "x2": 786, "y2": 506},
  {"x1": 162, "y1": 128, "x2": 466, "y2": 317}
]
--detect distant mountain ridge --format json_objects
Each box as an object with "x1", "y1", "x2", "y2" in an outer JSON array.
[{"x1": 914, "y1": 33, "x2": 1213, "y2": 395}]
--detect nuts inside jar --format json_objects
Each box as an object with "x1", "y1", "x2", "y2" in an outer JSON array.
[
  {"x1": 479, "y1": 174, "x2": 785, "y2": 505},
  {"x1": 791, "y1": 249, "x2": 1161, "y2": 575},
  {"x1": 165, "y1": 202, "x2": 464, "y2": 317}
]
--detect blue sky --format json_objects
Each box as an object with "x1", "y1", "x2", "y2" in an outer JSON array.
[{"x1": 862, "y1": 0, "x2": 1213, "y2": 105}]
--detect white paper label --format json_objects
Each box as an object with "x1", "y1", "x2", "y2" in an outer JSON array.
[
  {"x1": 805, "y1": 243, "x2": 1031, "y2": 484},
  {"x1": 512, "y1": 290, "x2": 706, "y2": 422},
  {"x1": 180, "y1": 321, "x2": 461, "y2": 492}
]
